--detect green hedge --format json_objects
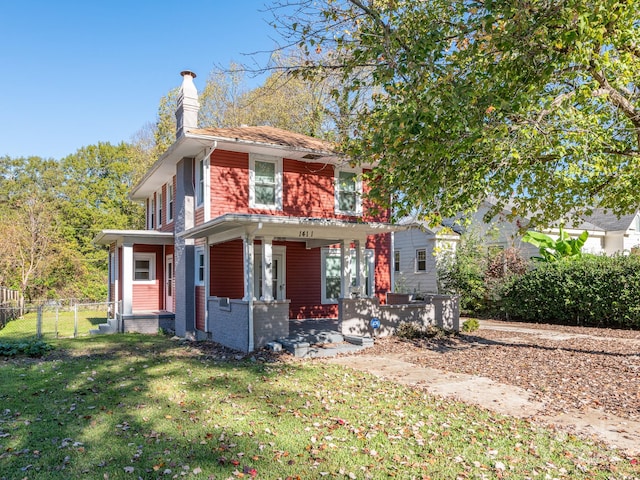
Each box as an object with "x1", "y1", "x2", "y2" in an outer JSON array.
[{"x1": 501, "y1": 255, "x2": 640, "y2": 328}]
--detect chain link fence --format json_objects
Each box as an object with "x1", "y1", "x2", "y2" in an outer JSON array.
[{"x1": 0, "y1": 301, "x2": 115, "y2": 340}]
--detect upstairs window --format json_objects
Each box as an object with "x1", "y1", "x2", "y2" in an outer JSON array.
[
  {"x1": 167, "y1": 183, "x2": 174, "y2": 222},
  {"x1": 394, "y1": 250, "x2": 400, "y2": 272},
  {"x1": 149, "y1": 196, "x2": 156, "y2": 229},
  {"x1": 195, "y1": 157, "x2": 205, "y2": 207},
  {"x1": 335, "y1": 169, "x2": 362, "y2": 215},
  {"x1": 157, "y1": 190, "x2": 163, "y2": 227},
  {"x1": 249, "y1": 154, "x2": 282, "y2": 210}
]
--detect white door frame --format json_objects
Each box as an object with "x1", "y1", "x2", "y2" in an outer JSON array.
[
  {"x1": 165, "y1": 254, "x2": 174, "y2": 312},
  {"x1": 254, "y1": 246, "x2": 286, "y2": 300}
]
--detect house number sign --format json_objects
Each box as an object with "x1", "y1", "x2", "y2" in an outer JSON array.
[{"x1": 298, "y1": 230, "x2": 315, "y2": 238}]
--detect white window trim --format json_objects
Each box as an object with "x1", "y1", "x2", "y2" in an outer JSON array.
[
  {"x1": 321, "y1": 247, "x2": 374, "y2": 304},
  {"x1": 195, "y1": 157, "x2": 205, "y2": 208},
  {"x1": 195, "y1": 246, "x2": 205, "y2": 286},
  {"x1": 133, "y1": 252, "x2": 155, "y2": 284},
  {"x1": 415, "y1": 248, "x2": 427, "y2": 273},
  {"x1": 157, "y1": 189, "x2": 163, "y2": 228},
  {"x1": 249, "y1": 153, "x2": 283, "y2": 210},
  {"x1": 334, "y1": 167, "x2": 363, "y2": 216},
  {"x1": 166, "y1": 182, "x2": 174, "y2": 223},
  {"x1": 321, "y1": 247, "x2": 342, "y2": 305},
  {"x1": 148, "y1": 196, "x2": 155, "y2": 230}
]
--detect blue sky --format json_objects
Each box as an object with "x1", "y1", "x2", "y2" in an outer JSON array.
[{"x1": 0, "y1": 0, "x2": 279, "y2": 160}]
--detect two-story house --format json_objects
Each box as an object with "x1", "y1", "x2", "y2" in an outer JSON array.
[{"x1": 95, "y1": 71, "x2": 401, "y2": 352}]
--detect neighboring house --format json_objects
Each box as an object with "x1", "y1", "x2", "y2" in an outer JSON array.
[
  {"x1": 392, "y1": 217, "x2": 459, "y2": 296},
  {"x1": 95, "y1": 71, "x2": 404, "y2": 351},
  {"x1": 393, "y1": 202, "x2": 640, "y2": 297},
  {"x1": 468, "y1": 201, "x2": 640, "y2": 257}
]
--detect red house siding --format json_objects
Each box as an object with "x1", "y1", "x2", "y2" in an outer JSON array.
[
  {"x1": 210, "y1": 150, "x2": 249, "y2": 216},
  {"x1": 132, "y1": 245, "x2": 163, "y2": 311},
  {"x1": 285, "y1": 241, "x2": 337, "y2": 319},
  {"x1": 282, "y1": 159, "x2": 335, "y2": 218},
  {"x1": 195, "y1": 286, "x2": 205, "y2": 331},
  {"x1": 207, "y1": 150, "x2": 390, "y2": 223},
  {"x1": 210, "y1": 240, "x2": 244, "y2": 299}
]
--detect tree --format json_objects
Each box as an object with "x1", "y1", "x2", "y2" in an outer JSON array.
[
  {"x1": 0, "y1": 197, "x2": 61, "y2": 302},
  {"x1": 270, "y1": 0, "x2": 640, "y2": 227},
  {"x1": 146, "y1": 58, "x2": 346, "y2": 153}
]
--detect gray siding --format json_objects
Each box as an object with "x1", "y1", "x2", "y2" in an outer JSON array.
[
  {"x1": 253, "y1": 301, "x2": 290, "y2": 349},
  {"x1": 393, "y1": 228, "x2": 439, "y2": 294},
  {"x1": 339, "y1": 295, "x2": 459, "y2": 337},
  {"x1": 209, "y1": 298, "x2": 250, "y2": 352}
]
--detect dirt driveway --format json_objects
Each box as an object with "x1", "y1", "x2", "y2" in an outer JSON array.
[{"x1": 325, "y1": 319, "x2": 640, "y2": 457}]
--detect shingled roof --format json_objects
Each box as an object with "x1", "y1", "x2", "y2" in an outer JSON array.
[
  {"x1": 188, "y1": 125, "x2": 335, "y2": 155},
  {"x1": 582, "y1": 208, "x2": 638, "y2": 232}
]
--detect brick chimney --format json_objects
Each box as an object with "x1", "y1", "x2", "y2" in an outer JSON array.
[{"x1": 175, "y1": 70, "x2": 199, "y2": 139}]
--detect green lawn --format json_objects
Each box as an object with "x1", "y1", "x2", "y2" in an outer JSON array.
[
  {"x1": 0, "y1": 307, "x2": 108, "y2": 340},
  {"x1": 0, "y1": 335, "x2": 637, "y2": 479}
]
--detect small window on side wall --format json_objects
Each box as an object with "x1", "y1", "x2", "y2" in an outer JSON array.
[
  {"x1": 415, "y1": 249, "x2": 427, "y2": 272},
  {"x1": 394, "y1": 250, "x2": 400, "y2": 272},
  {"x1": 133, "y1": 253, "x2": 155, "y2": 282},
  {"x1": 195, "y1": 247, "x2": 205, "y2": 286}
]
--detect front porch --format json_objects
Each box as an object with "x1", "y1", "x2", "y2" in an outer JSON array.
[{"x1": 205, "y1": 295, "x2": 460, "y2": 354}]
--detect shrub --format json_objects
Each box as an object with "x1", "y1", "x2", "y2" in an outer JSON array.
[
  {"x1": 437, "y1": 232, "x2": 487, "y2": 314},
  {"x1": 395, "y1": 322, "x2": 452, "y2": 339},
  {"x1": 0, "y1": 340, "x2": 53, "y2": 357},
  {"x1": 438, "y1": 232, "x2": 529, "y2": 316},
  {"x1": 461, "y1": 318, "x2": 480, "y2": 332},
  {"x1": 501, "y1": 254, "x2": 640, "y2": 328}
]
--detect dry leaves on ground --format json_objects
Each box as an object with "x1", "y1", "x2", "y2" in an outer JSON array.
[{"x1": 363, "y1": 321, "x2": 640, "y2": 420}]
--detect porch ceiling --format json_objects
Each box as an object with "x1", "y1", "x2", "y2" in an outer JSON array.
[{"x1": 179, "y1": 214, "x2": 405, "y2": 246}]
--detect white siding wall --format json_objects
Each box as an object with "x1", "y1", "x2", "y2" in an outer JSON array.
[{"x1": 393, "y1": 228, "x2": 439, "y2": 294}]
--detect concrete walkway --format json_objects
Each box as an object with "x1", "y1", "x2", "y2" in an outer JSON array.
[{"x1": 326, "y1": 321, "x2": 640, "y2": 457}]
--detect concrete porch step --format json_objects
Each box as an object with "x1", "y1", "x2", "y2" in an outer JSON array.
[
  {"x1": 273, "y1": 331, "x2": 374, "y2": 358},
  {"x1": 90, "y1": 318, "x2": 117, "y2": 335}
]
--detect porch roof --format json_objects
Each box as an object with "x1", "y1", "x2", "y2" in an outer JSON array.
[
  {"x1": 180, "y1": 214, "x2": 405, "y2": 246},
  {"x1": 94, "y1": 230, "x2": 174, "y2": 246}
]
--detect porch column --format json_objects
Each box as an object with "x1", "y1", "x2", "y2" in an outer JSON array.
[
  {"x1": 354, "y1": 239, "x2": 366, "y2": 296},
  {"x1": 261, "y1": 236, "x2": 274, "y2": 301},
  {"x1": 340, "y1": 240, "x2": 352, "y2": 298},
  {"x1": 243, "y1": 234, "x2": 255, "y2": 301},
  {"x1": 121, "y1": 243, "x2": 133, "y2": 315}
]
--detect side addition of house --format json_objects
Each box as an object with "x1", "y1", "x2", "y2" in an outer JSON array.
[{"x1": 95, "y1": 71, "x2": 402, "y2": 352}]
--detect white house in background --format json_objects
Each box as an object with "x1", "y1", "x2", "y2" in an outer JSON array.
[
  {"x1": 468, "y1": 202, "x2": 640, "y2": 257},
  {"x1": 392, "y1": 202, "x2": 640, "y2": 297},
  {"x1": 392, "y1": 217, "x2": 460, "y2": 296}
]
